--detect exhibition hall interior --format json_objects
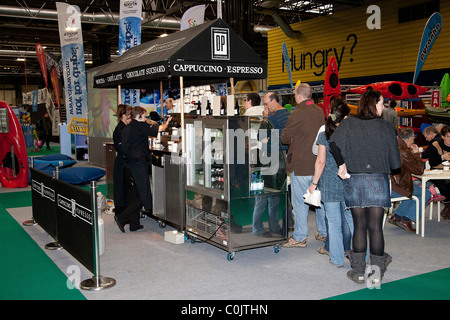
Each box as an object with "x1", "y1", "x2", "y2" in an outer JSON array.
[{"x1": 1, "y1": 0, "x2": 450, "y2": 304}]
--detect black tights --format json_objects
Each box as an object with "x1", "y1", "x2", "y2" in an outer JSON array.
[{"x1": 351, "y1": 207, "x2": 385, "y2": 256}]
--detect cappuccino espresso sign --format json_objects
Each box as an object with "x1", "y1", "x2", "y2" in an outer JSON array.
[{"x1": 94, "y1": 19, "x2": 266, "y2": 88}]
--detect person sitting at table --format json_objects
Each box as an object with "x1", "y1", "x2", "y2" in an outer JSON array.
[
  {"x1": 426, "y1": 125, "x2": 450, "y2": 220},
  {"x1": 421, "y1": 125, "x2": 441, "y2": 160},
  {"x1": 389, "y1": 128, "x2": 431, "y2": 233}
]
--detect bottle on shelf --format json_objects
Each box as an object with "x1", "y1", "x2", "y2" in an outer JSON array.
[
  {"x1": 211, "y1": 168, "x2": 217, "y2": 189},
  {"x1": 198, "y1": 169, "x2": 204, "y2": 185},
  {"x1": 257, "y1": 172, "x2": 264, "y2": 194},
  {"x1": 218, "y1": 168, "x2": 223, "y2": 190},
  {"x1": 196, "y1": 100, "x2": 202, "y2": 115},
  {"x1": 206, "y1": 99, "x2": 212, "y2": 116},
  {"x1": 234, "y1": 99, "x2": 240, "y2": 116},
  {"x1": 220, "y1": 98, "x2": 226, "y2": 115},
  {"x1": 251, "y1": 173, "x2": 256, "y2": 195}
]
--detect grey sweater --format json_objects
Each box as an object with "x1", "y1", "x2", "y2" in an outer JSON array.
[{"x1": 329, "y1": 116, "x2": 401, "y2": 174}]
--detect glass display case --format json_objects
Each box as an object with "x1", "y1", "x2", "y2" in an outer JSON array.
[{"x1": 184, "y1": 115, "x2": 288, "y2": 260}]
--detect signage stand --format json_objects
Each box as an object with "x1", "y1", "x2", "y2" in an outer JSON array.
[{"x1": 80, "y1": 181, "x2": 116, "y2": 291}]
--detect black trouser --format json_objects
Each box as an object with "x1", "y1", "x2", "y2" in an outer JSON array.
[
  {"x1": 42, "y1": 133, "x2": 51, "y2": 148},
  {"x1": 127, "y1": 159, "x2": 152, "y2": 210},
  {"x1": 116, "y1": 176, "x2": 143, "y2": 230}
]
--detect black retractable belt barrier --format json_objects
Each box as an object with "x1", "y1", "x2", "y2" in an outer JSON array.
[
  {"x1": 29, "y1": 166, "x2": 115, "y2": 291},
  {"x1": 30, "y1": 168, "x2": 57, "y2": 237},
  {"x1": 29, "y1": 167, "x2": 63, "y2": 251},
  {"x1": 54, "y1": 177, "x2": 94, "y2": 273}
]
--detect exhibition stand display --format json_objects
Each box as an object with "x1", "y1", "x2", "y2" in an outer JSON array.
[{"x1": 94, "y1": 19, "x2": 287, "y2": 259}]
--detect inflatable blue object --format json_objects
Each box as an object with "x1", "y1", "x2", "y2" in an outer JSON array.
[
  {"x1": 59, "y1": 167, "x2": 106, "y2": 185},
  {"x1": 30, "y1": 165, "x2": 105, "y2": 185},
  {"x1": 32, "y1": 154, "x2": 77, "y2": 168},
  {"x1": 29, "y1": 154, "x2": 105, "y2": 185},
  {"x1": 29, "y1": 154, "x2": 77, "y2": 184}
]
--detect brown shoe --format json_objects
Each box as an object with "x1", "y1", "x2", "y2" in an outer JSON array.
[
  {"x1": 396, "y1": 219, "x2": 416, "y2": 233},
  {"x1": 388, "y1": 215, "x2": 401, "y2": 225},
  {"x1": 282, "y1": 237, "x2": 307, "y2": 248}
]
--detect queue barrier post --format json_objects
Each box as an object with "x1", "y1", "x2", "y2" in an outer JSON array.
[
  {"x1": 80, "y1": 181, "x2": 115, "y2": 291},
  {"x1": 44, "y1": 166, "x2": 63, "y2": 251},
  {"x1": 23, "y1": 157, "x2": 37, "y2": 226}
]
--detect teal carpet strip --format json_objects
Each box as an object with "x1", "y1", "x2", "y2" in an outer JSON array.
[
  {"x1": 0, "y1": 192, "x2": 85, "y2": 300},
  {"x1": 326, "y1": 268, "x2": 450, "y2": 300}
]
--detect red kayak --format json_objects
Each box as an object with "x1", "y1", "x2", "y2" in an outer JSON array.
[
  {"x1": 322, "y1": 56, "x2": 341, "y2": 118},
  {"x1": 347, "y1": 81, "x2": 428, "y2": 100},
  {"x1": 0, "y1": 101, "x2": 29, "y2": 188}
]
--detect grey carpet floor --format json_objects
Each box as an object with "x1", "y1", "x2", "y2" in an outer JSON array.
[{"x1": 7, "y1": 188, "x2": 450, "y2": 300}]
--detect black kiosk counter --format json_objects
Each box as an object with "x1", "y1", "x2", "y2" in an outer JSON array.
[{"x1": 94, "y1": 18, "x2": 276, "y2": 259}]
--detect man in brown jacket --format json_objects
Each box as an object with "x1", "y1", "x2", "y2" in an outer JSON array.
[
  {"x1": 389, "y1": 128, "x2": 431, "y2": 233},
  {"x1": 281, "y1": 83, "x2": 325, "y2": 247}
]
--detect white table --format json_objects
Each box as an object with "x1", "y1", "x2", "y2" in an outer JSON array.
[{"x1": 414, "y1": 169, "x2": 450, "y2": 237}]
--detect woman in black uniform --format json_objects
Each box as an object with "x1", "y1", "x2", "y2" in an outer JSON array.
[
  {"x1": 113, "y1": 104, "x2": 132, "y2": 217},
  {"x1": 114, "y1": 106, "x2": 171, "y2": 232}
]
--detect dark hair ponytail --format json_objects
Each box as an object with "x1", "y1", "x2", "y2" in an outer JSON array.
[{"x1": 325, "y1": 97, "x2": 350, "y2": 140}]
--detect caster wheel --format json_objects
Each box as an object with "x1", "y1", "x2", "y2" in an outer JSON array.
[
  {"x1": 159, "y1": 221, "x2": 166, "y2": 228},
  {"x1": 227, "y1": 252, "x2": 236, "y2": 261}
]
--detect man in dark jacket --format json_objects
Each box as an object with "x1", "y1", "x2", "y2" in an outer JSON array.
[
  {"x1": 389, "y1": 128, "x2": 431, "y2": 233},
  {"x1": 40, "y1": 112, "x2": 52, "y2": 150},
  {"x1": 421, "y1": 125, "x2": 441, "y2": 160}
]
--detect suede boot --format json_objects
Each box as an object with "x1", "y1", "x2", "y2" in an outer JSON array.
[
  {"x1": 368, "y1": 253, "x2": 392, "y2": 286},
  {"x1": 346, "y1": 251, "x2": 366, "y2": 284}
]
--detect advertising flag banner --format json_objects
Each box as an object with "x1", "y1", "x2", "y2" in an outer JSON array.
[
  {"x1": 413, "y1": 12, "x2": 442, "y2": 84},
  {"x1": 180, "y1": 5, "x2": 205, "y2": 31},
  {"x1": 56, "y1": 2, "x2": 88, "y2": 135},
  {"x1": 119, "y1": 0, "x2": 142, "y2": 106},
  {"x1": 35, "y1": 43, "x2": 48, "y2": 88},
  {"x1": 282, "y1": 42, "x2": 293, "y2": 88},
  {"x1": 50, "y1": 67, "x2": 62, "y2": 111}
]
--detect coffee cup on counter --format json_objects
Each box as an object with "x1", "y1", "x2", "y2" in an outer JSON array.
[
  {"x1": 443, "y1": 161, "x2": 450, "y2": 171},
  {"x1": 167, "y1": 141, "x2": 175, "y2": 152}
]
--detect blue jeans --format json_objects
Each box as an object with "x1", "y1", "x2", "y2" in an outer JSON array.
[
  {"x1": 290, "y1": 172, "x2": 326, "y2": 241},
  {"x1": 253, "y1": 194, "x2": 282, "y2": 234},
  {"x1": 323, "y1": 201, "x2": 354, "y2": 266},
  {"x1": 391, "y1": 185, "x2": 431, "y2": 221}
]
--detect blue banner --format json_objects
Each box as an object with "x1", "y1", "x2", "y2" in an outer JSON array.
[
  {"x1": 413, "y1": 12, "x2": 442, "y2": 84},
  {"x1": 32, "y1": 90, "x2": 38, "y2": 112},
  {"x1": 119, "y1": 0, "x2": 142, "y2": 106},
  {"x1": 56, "y1": 2, "x2": 88, "y2": 135}
]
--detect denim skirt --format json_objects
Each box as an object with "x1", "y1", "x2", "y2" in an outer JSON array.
[{"x1": 342, "y1": 173, "x2": 391, "y2": 209}]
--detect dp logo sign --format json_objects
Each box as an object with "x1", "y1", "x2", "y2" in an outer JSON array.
[{"x1": 212, "y1": 28, "x2": 230, "y2": 60}]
